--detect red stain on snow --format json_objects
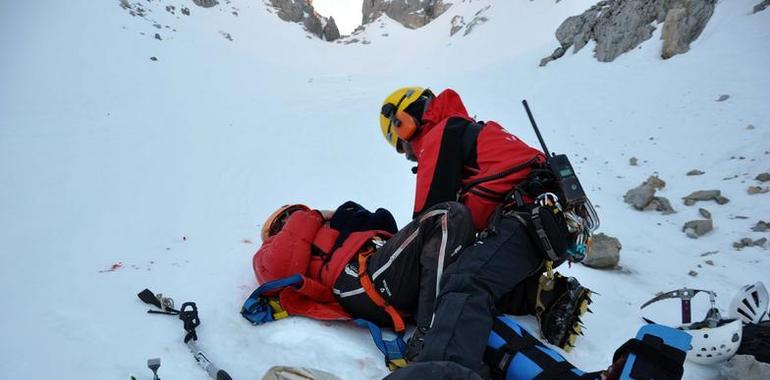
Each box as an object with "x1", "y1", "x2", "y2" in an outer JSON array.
[{"x1": 99, "y1": 262, "x2": 124, "y2": 273}]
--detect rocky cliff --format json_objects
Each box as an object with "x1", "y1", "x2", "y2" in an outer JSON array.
[
  {"x1": 268, "y1": 0, "x2": 340, "y2": 41},
  {"x1": 362, "y1": 0, "x2": 451, "y2": 29},
  {"x1": 540, "y1": 0, "x2": 717, "y2": 66}
]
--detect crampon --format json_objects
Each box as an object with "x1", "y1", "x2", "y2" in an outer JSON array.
[{"x1": 535, "y1": 272, "x2": 594, "y2": 351}]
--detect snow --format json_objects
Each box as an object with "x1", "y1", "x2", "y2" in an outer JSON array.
[{"x1": 0, "y1": 0, "x2": 768, "y2": 379}]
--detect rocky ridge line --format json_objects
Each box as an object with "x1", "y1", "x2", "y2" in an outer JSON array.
[
  {"x1": 362, "y1": 0, "x2": 451, "y2": 29},
  {"x1": 540, "y1": 0, "x2": 716, "y2": 66},
  {"x1": 268, "y1": 0, "x2": 340, "y2": 41}
]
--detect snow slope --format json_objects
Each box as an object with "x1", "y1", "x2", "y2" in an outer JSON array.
[{"x1": 0, "y1": 0, "x2": 768, "y2": 379}]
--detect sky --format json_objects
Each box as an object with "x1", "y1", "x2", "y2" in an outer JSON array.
[{"x1": 312, "y1": 0, "x2": 363, "y2": 35}]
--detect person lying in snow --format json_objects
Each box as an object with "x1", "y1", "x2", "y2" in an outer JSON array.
[{"x1": 247, "y1": 201, "x2": 690, "y2": 380}]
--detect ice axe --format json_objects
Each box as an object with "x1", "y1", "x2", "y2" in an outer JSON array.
[{"x1": 641, "y1": 287, "x2": 716, "y2": 324}]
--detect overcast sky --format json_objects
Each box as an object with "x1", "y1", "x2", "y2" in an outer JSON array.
[{"x1": 312, "y1": 0, "x2": 363, "y2": 35}]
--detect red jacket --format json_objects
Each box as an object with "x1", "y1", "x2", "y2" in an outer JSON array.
[
  {"x1": 253, "y1": 209, "x2": 393, "y2": 321},
  {"x1": 410, "y1": 89, "x2": 545, "y2": 230}
]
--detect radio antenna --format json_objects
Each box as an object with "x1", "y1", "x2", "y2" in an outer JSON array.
[{"x1": 522, "y1": 100, "x2": 551, "y2": 157}]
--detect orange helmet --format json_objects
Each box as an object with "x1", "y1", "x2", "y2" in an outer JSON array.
[{"x1": 260, "y1": 204, "x2": 310, "y2": 242}]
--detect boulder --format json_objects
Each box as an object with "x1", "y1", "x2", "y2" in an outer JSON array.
[
  {"x1": 683, "y1": 219, "x2": 713, "y2": 238},
  {"x1": 583, "y1": 233, "x2": 621, "y2": 269},
  {"x1": 541, "y1": 0, "x2": 717, "y2": 65},
  {"x1": 756, "y1": 172, "x2": 770, "y2": 182},
  {"x1": 734, "y1": 238, "x2": 768, "y2": 249},
  {"x1": 699, "y1": 208, "x2": 711, "y2": 219},
  {"x1": 624, "y1": 183, "x2": 657, "y2": 210},
  {"x1": 193, "y1": 0, "x2": 218, "y2": 8},
  {"x1": 752, "y1": 221, "x2": 769, "y2": 232},
  {"x1": 720, "y1": 355, "x2": 770, "y2": 380},
  {"x1": 682, "y1": 190, "x2": 729, "y2": 206},
  {"x1": 687, "y1": 169, "x2": 705, "y2": 176},
  {"x1": 716, "y1": 94, "x2": 731, "y2": 102},
  {"x1": 754, "y1": 0, "x2": 770, "y2": 13},
  {"x1": 624, "y1": 175, "x2": 668, "y2": 210},
  {"x1": 644, "y1": 196, "x2": 676, "y2": 214},
  {"x1": 748, "y1": 186, "x2": 770, "y2": 195}
]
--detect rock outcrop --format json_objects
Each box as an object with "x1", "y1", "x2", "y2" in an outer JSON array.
[
  {"x1": 193, "y1": 0, "x2": 218, "y2": 8},
  {"x1": 540, "y1": 0, "x2": 717, "y2": 66},
  {"x1": 269, "y1": 0, "x2": 340, "y2": 41},
  {"x1": 623, "y1": 175, "x2": 675, "y2": 214},
  {"x1": 362, "y1": 0, "x2": 451, "y2": 29},
  {"x1": 755, "y1": 0, "x2": 770, "y2": 13}
]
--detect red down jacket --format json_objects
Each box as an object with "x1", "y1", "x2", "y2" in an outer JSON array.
[
  {"x1": 252, "y1": 209, "x2": 393, "y2": 321},
  {"x1": 410, "y1": 89, "x2": 546, "y2": 231}
]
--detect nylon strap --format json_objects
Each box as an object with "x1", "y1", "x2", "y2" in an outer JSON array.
[{"x1": 357, "y1": 246, "x2": 406, "y2": 333}]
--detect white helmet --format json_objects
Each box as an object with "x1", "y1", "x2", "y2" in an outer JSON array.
[
  {"x1": 730, "y1": 282, "x2": 769, "y2": 325},
  {"x1": 686, "y1": 318, "x2": 743, "y2": 365}
]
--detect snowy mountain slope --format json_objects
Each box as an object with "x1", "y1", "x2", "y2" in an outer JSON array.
[{"x1": 0, "y1": 0, "x2": 768, "y2": 379}]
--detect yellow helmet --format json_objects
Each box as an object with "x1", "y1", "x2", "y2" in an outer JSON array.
[{"x1": 379, "y1": 86, "x2": 428, "y2": 148}]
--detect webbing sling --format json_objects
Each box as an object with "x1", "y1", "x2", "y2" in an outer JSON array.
[
  {"x1": 357, "y1": 246, "x2": 407, "y2": 333},
  {"x1": 241, "y1": 274, "x2": 303, "y2": 325}
]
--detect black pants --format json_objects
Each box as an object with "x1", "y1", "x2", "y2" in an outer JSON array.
[
  {"x1": 416, "y1": 213, "x2": 544, "y2": 373},
  {"x1": 333, "y1": 202, "x2": 476, "y2": 328}
]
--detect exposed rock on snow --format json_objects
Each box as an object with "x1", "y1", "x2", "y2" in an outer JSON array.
[
  {"x1": 734, "y1": 237, "x2": 768, "y2": 249},
  {"x1": 644, "y1": 196, "x2": 675, "y2": 214},
  {"x1": 583, "y1": 233, "x2": 621, "y2": 268},
  {"x1": 462, "y1": 6, "x2": 491, "y2": 36},
  {"x1": 754, "y1": 0, "x2": 770, "y2": 14},
  {"x1": 752, "y1": 221, "x2": 770, "y2": 232},
  {"x1": 699, "y1": 208, "x2": 711, "y2": 219},
  {"x1": 193, "y1": 0, "x2": 218, "y2": 8},
  {"x1": 686, "y1": 169, "x2": 705, "y2": 176},
  {"x1": 450, "y1": 15, "x2": 465, "y2": 36},
  {"x1": 269, "y1": 0, "x2": 340, "y2": 41},
  {"x1": 683, "y1": 219, "x2": 713, "y2": 238},
  {"x1": 629, "y1": 157, "x2": 639, "y2": 166},
  {"x1": 682, "y1": 190, "x2": 729, "y2": 206},
  {"x1": 748, "y1": 186, "x2": 770, "y2": 195},
  {"x1": 716, "y1": 94, "x2": 731, "y2": 102},
  {"x1": 362, "y1": 0, "x2": 451, "y2": 29},
  {"x1": 624, "y1": 175, "x2": 673, "y2": 212},
  {"x1": 540, "y1": 0, "x2": 717, "y2": 66},
  {"x1": 720, "y1": 355, "x2": 770, "y2": 380},
  {"x1": 756, "y1": 172, "x2": 770, "y2": 182},
  {"x1": 688, "y1": 270, "x2": 698, "y2": 277}
]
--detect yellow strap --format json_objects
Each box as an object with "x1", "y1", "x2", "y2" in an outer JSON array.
[
  {"x1": 387, "y1": 358, "x2": 408, "y2": 371},
  {"x1": 269, "y1": 298, "x2": 289, "y2": 320}
]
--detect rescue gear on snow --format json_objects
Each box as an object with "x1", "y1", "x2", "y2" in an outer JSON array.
[
  {"x1": 730, "y1": 281, "x2": 769, "y2": 325},
  {"x1": 355, "y1": 319, "x2": 408, "y2": 371},
  {"x1": 261, "y1": 204, "x2": 310, "y2": 242},
  {"x1": 137, "y1": 289, "x2": 233, "y2": 380},
  {"x1": 484, "y1": 315, "x2": 691, "y2": 380},
  {"x1": 532, "y1": 272, "x2": 593, "y2": 351},
  {"x1": 521, "y1": 100, "x2": 588, "y2": 209},
  {"x1": 641, "y1": 287, "x2": 716, "y2": 325},
  {"x1": 241, "y1": 274, "x2": 303, "y2": 325},
  {"x1": 379, "y1": 87, "x2": 434, "y2": 148},
  {"x1": 615, "y1": 323, "x2": 692, "y2": 380},
  {"x1": 262, "y1": 366, "x2": 342, "y2": 380},
  {"x1": 640, "y1": 287, "x2": 743, "y2": 365},
  {"x1": 687, "y1": 318, "x2": 742, "y2": 365},
  {"x1": 147, "y1": 358, "x2": 161, "y2": 380}
]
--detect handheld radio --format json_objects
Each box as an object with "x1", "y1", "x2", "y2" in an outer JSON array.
[{"x1": 521, "y1": 100, "x2": 587, "y2": 207}]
